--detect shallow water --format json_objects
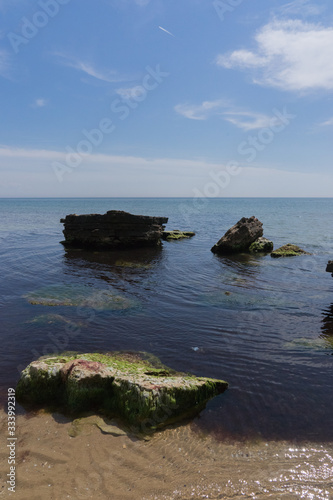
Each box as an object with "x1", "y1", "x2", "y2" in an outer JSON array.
[{"x1": 1, "y1": 197, "x2": 333, "y2": 498}]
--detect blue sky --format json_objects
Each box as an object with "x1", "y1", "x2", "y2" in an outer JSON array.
[{"x1": 0, "y1": 0, "x2": 333, "y2": 197}]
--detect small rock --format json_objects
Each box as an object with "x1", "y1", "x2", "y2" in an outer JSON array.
[
  {"x1": 249, "y1": 237, "x2": 274, "y2": 253},
  {"x1": 271, "y1": 244, "x2": 311, "y2": 258},
  {"x1": 162, "y1": 230, "x2": 195, "y2": 241}
]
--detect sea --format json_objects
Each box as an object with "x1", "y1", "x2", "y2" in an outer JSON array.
[{"x1": 1, "y1": 197, "x2": 333, "y2": 498}]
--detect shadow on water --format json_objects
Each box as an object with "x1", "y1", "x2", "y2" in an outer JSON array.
[{"x1": 62, "y1": 246, "x2": 164, "y2": 285}]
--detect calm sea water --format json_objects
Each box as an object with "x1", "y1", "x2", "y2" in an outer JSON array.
[{"x1": 1, "y1": 198, "x2": 333, "y2": 442}]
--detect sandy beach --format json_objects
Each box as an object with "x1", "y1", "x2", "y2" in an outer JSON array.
[{"x1": 1, "y1": 407, "x2": 333, "y2": 500}]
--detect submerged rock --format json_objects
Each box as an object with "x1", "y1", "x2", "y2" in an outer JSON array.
[
  {"x1": 249, "y1": 237, "x2": 273, "y2": 253},
  {"x1": 211, "y1": 216, "x2": 263, "y2": 255},
  {"x1": 60, "y1": 210, "x2": 168, "y2": 250},
  {"x1": 162, "y1": 230, "x2": 196, "y2": 241},
  {"x1": 25, "y1": 285, "x2": 139, "y2": 311},
  {"x1": 16, "y1": 352, "x2": 228, "y2": 433},
  {"x1": 271, "y1": 244, "x2": 311, "y2": 258}
]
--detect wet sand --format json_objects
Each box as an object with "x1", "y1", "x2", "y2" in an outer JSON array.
[{"x1": 1, "y1": 408, "x2": 333, "y2": 499}]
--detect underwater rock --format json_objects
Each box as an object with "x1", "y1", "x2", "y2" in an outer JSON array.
[
  {"x1": 25, "y1": 285, "x2": 139, "y2": 311},
  {"x1": 162, "y1": 230, "x2": 196, "y2": 241},
  {"x1": 16, "y1": 351, "x2": 228, "y2": 433},
  {"x1": 211, "y1": 216, "x2": 263, "y2": 255},
  {"x1": 249, "y1": 237, "x2": 274, "y2": 253},
  {"x1": 271, "y1": 244, "x2": 311, "y2": 258},
  {"x1": 60, "y1": 210, "x2": 168, "y2": 249}
]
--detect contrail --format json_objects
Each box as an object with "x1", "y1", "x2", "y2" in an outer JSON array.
[{"x1": 158, "y1": 26, "x2": 175, "y2": 37}]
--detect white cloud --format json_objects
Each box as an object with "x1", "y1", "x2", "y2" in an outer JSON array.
[
  {"x1": 116, "y1": 86, "x2": 146, "y2": 100},
  {"x1": 174, "y1": 100, "x2": 229, "y2": 120},
  {"x1": 319, "y1": 117, "x2": 333, "y2": 126},
  {"x1": 278, "y1": 0, "x2": 325, "y2": 17},
  {"x1": 32, "y1": 98, "x2": 48, "y2": 108},
  {"x1": 175, "y1": 99, "x2": 284, "y2": 131},
  {"x1": 0, "y1": 146, "x2": 332, "y2": 197},
  {"x1": 216, "y1": 19, "x2": 333, "y2": 91},
  {"x1": 54, "y1": 53, "x2": 131, "y2": 83}
]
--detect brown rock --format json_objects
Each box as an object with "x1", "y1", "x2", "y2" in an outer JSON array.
[{"x1": 211, "y1": 216, "x2": 263, "y2": 254}]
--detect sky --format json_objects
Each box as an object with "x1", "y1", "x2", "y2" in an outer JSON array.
[{"x1": 0, "y1": 0, "x2": 333, "y2": 197}]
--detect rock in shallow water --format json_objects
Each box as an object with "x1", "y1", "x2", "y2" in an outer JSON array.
[
  {"x1": 162, "y1": 230, "x2": 196, "y2": 241},
  {"x1": 271, "y1": 244, "x2": 311, "y2": 258},
  {"x1": 249, "y1": 237, "x2": 274, "y2": 253},
  {"x1": 16, "y1": 352, "x2": 228, "y2": 433},
  {"x1": 60, "y1": 210, "x2": 168, "y2": 249},
  {"x1": 211, "y1": 216, "x2": 263, "y2": 255}
]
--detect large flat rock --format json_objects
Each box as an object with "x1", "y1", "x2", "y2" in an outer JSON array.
[
  {"x1": 60, "y1": 210, "x2": 168, "y2": 249},
  {"x1": 16, "y1": 352, "x2": 228, "y2": 433}
]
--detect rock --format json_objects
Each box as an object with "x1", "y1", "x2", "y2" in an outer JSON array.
[
  {"x1": 211, "y1": 216, "x2": 263, "y2": 254},
  {"x1": 249, "y1": 237, "x2": 274, "y2": 253},
  {"x1": 16, "y1": 351, "x2": 228, "y2": 433},
  {"x1": 271, "y1": 244, "x2": 311, "y2": 258},
  {"x1": 326, "y1": 260, "x2": 333, "y2": 273},
  {"x1": 162, "y1": 230, "x2": 196, "y2": 241},
  {"x1": 60, "y1": 211, "x2": 168, "y2": 249}
]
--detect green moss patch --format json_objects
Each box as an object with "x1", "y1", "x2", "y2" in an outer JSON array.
[
  {"x1": 162, "y1": 230, "x2": 196, "y2": 241},
  {"x1": 16, "y1": 351, "x2": 228, "y2": 434},
  {"x1": 271, "y1": 244, "x2": 311, "y2": 258}
]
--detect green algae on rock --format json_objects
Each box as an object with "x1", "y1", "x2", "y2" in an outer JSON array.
[
  {"x1": 271, "y1": 244, "x2": 311, "y2": 258},
  {"x1": 162, "y1": 230, "x2": 196, "y2": 241},
  {"x1": 24, "y1": 284, "x2": 140, "y2": 311},
  {"x1": 16, "y1": 351, "x2": 228, "y2": 433},
  {"x1": 249, "y1": 237, "x2": 274, "y2": 253}
]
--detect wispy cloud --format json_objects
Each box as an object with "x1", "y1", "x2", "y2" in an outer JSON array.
[
  {"x1": 216, "y1": 19, "x2": 333, "y2": 91},
  {"x1": 319, "y1": 117, "x2": 333, "y2": 126},
  {"x1": 54, "y1": 53, "x2": 132, "y2": 83},
  {"x1": 32, "y1": 98, "x2": 48, "y2": 108},
  {"x1": 116, "y1": 85, "x2": 145, "y2": 99},
  {"x1": 277, "y1": 0, "x2": 325, "y2": 17},
  {"x1": 158, "y1": 26, "x2": 175, "y2": 37},
  {"x1": 174, "y1": 99, "x2": 229, "y2": 120},
  {"x1": 1, "y1": 146, "x2": 333, "y2": 197},
  {"x1": 175, "y1": 99, "x2": 282, "y2": 131}
]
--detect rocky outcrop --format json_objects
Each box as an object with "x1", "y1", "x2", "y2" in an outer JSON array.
[
  {"x1": 249, "y1": 237, "x2": 274, "y2": 253},
  {"x1": 211, "y1": 216, "x2": 263, "y2": 255},
  {"x1": 271, "y1": 244, "x2": 311, "y2": 258},
  {"x1": 16, "y1": 352, "x2": 228, "y2": 433},
  {"x1": 60, "y1": 211, "x2": 168, "y2": 249},
  {"x1": 326, "y1": 261, "x2": 333, "y2": 273},
  {"x1": 162, "y1": 230, "x2": 196, "y2": 241}
]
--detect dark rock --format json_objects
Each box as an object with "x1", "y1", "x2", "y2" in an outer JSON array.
[
  {"x1": 60, "y1": 210, "x2": 168, "y2": 249},
  {"x1": 326, "y1": 261, "x2": 333, "y2": 273},
  {"x1": 162, "y1": 230, "x2": 196, "y2": 241},
  {"x1": 16, "y1": 352, "x2": 228, "y2": 433},
  {"x1": 211, "y1": 216, "x2": 263, "y2": 255},
  {"x1": 271, "y1": 244, "x2": 311, "y2": 258},
  {"x1": 249, "y1": 237, "x2": 274, "y2": 253}
]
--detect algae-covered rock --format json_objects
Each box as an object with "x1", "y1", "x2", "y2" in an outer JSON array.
[
  {"x1": 162, "y1": 230, "x2": 196, "y2": 241},
  {"x1": 249, "y1": 237, "x2": 273, "y2": 253},
  {"x1": 271, "y1": 244, "x2": 311, "y2": 258},
  {"x1": 25, "y1": 284, "x2": 140, "y2": 311},
  {"x1": 16, "y1": 351, "x2": 228, "y2": 433}
]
